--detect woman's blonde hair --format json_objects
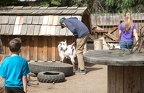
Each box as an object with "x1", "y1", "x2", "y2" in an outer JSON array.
[{"x1": 124, "y1": 12, "x2": 133, "y2": 31}]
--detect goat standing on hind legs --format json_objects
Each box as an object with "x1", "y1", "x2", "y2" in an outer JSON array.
[{"x1": 58, "y1": 40, "x2": 76, "y2": 71}]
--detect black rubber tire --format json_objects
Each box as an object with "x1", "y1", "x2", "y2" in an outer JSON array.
[
  {"x1": 37, "y1": 71, "x2": 65, "y2": 83},
  {"x1": 29, "y1": 62, "x2": 73, "y2": 77}
]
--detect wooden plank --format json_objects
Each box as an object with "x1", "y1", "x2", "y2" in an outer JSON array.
[
  {"x1": 32, "y1": 16, "x2": 40, "y2": 24},
  {"x1": 26, "y1": 16, "x2": 33, "y2": 24},
  {"x1": 33, "y1": 36, "x2": 38, "y2": 61},
  {"x1": 26, "y1": 36, "x2": 30, "y2": 60},
  {"x1": 45, "y1": 26, "x2": 50, "y2": 35},
  {"x1": 39, "y1": 25, "x2": 47, "y2": 35},
  {"x1": 15, "y1": 16, "x2": 20, "y2": 24},
  {"x1": 21, "y1": 25, "x2": 27, "y2": 35},
  {"x1": 38, "y1": 37, "x2": 43, "y2": 61},
  {"x1": 43, "y1": 37, "x2": 48, "y2": 61},
  {"x1": 20, "y1": 16, "x2": 24, "y2": 24},
  {"x1": 140, "y1": 67, "x2": 144, "y2": 92},
  {"x1": 115, "y1": 66, "x2": 123, "y2": 93},
  {"x1": 124, "y1": 66, "x2": 133, "y2": 93},
  {"x1": 27, "y1": 25, "x2": 34, "y2": 35},
  {"x1": 5, "y1": 25, "x2": 11, "y2": 35},
  {"x1": 9, "y1": 16, "x2": 16, "y2": 24},
  {"x1": 47, "y1": 36, "x2": 52, "y2": 61},
  {"x1": 42, "y1": 16, "x2": 49, "y2": 25},
  {"x1": 13, "y1": 25, "x2": 22, "y2": 35},
  {"x1": 29, "y1": 37, "x2": 34, "y2": 61},
  {"x1": 33, "y1": 25, "x2": 40, "y2": 35},
  {"x1": 50, "y1": 26, "x2": 56, "y2": 35},
  {"x1": 132, "y1": 67, "x2": 140, "y2": 93},
  {"x1": 53, "y1": 16, "x2": 58, "y2": 25},
  {"x1": 52, "y1": 36, "x2": 56, "y2": 61},
  {"x1": 55, "y1": 26, "x2": 60, "y2": 36},
  {"x1": 0, "y1": 25, "x2": 6, "y2": 35},
  {"x1": 108, "y1": 66, "x2": 116, "y2": 93},
  {"x1": 48, "y1": 15, "x2": 54, "y2": 25},
  {"x1": 1, "y1": 16, "x2": 9, "y2": 24},
  {"x1": 9, "y1": 25, "x2": 14, "y2": 35},
  {"x1": 108, "y1": 26, "x2": 118, "y2": 34},
  {"x1": 38, "y1": 16, "x2": 44, "y2": 24}
]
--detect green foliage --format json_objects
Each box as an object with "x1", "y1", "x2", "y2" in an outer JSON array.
[{"x1": 0, "y1": 0, "x2": 144, "y2": 13}]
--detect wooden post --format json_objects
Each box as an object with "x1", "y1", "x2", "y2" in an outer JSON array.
[{"x1": 94, "y1": 39, "x2": 103, "y2": 50}]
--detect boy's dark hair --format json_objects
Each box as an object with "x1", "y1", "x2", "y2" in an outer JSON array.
[{"x1": 8, "y1": 38, "x2": 21, "y2": 53}]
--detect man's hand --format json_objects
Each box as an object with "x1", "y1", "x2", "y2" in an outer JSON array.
[{"x1": 71, "y1": 42, "x2": 75, "y2": 46}]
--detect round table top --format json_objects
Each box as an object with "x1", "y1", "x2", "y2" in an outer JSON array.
[{"x1": 84, "y1": 49, "x2": 144, "y2": 66}]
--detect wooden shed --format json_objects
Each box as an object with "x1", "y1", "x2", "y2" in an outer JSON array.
[{"x1": 0, "y1": 6, "x2": 91, "y2": 62}]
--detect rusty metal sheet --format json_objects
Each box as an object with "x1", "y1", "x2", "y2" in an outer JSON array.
[
  {"x1": 9, "y1": 16, "x2": 16, "y2": 24},
  {"x1": 13, "y1": 25, "x2": 22, "y2": 35},
  {"x1": 33, "y1": 25, "x2": 40, "y2": 35},
  {"x1": 27, "y1": 25, "x2": 35, "y2": 35},
  {"x1": 32, "y1": 16, "x2": 40, "y2": 24},
  {"x1": 21, "y1": 25, "x2": 27, "y2": 35},
  {"x1": 39, "y1": 25, "x2": 47, "y2": 35}
]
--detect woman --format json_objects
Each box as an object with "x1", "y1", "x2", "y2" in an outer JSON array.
[{"x1": 118, "y1": 12, "x2": 138, "y2": 49}]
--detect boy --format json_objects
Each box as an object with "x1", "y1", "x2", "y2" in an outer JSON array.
[{"x1": 0, "y1": 38, "x2": 30, "y2": 93}]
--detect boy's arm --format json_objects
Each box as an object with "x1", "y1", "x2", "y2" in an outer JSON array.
[{"x1": 22, "y1": 76, "x2": 27, "y2": 93}]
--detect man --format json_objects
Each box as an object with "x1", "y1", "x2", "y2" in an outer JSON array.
[{"x1": 59, "y1": 17, "x2": 90, "y2": 75}]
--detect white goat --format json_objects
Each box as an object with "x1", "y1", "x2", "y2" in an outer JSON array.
[{"x1": 58, "y1": 40, "x2": 76, "y2": 70}]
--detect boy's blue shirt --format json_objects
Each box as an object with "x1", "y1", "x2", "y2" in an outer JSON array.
[{"x1": 0, "y1": 55, "x2": 30, "y2": 87}]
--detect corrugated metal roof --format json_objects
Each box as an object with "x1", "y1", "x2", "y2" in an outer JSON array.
[{"x1": 0, "y1": 6, "x2": 88, "y2": 36}]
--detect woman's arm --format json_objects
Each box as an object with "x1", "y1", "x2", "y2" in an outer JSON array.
[
  {"x1": 133, "y1": 29, "x2": 138, "y2": 41},
  {"x1": 22, "y1": 76, "x2": 27, "y2": 93},
  {"x1": 118, "y1": 30, "x2": 122, "y2": 42}
]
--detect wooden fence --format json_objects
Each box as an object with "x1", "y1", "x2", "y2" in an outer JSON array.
[{"x1": 91, "y1": 13, "x2": 144, "y2": 42}]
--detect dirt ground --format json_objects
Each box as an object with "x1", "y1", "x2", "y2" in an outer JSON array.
[{"x1": 27, "y1": 63, "x2": 107, "y2": 93}]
